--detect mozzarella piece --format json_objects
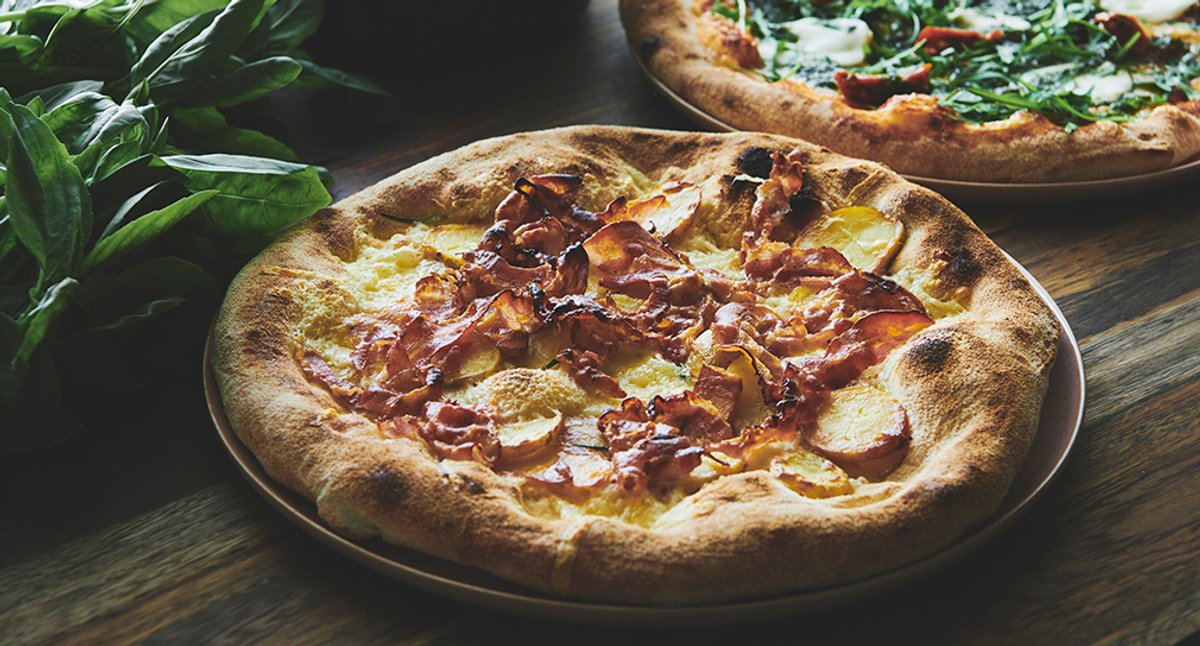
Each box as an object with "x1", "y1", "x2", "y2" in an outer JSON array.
[
  {"x1": 781, "y1": 17, "x2": 873, "y2": 66},
  {"x1": 948, "y1": 7, "x2": 1032, "y2": 31},
  {"x1": 1099, "y1": 0, "x2": 1197, "y2": 23},
  {"x1": 1070, "y1": 71, "x2": 1134, "y2": 103}
]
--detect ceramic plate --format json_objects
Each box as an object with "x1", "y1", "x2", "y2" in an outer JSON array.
[
  {"x1": 625, "y1": 39, "x2": 1200, "y2": 203},
  {"x1": 205, "y1": 259, "x2": 1084, "y2": 626}
]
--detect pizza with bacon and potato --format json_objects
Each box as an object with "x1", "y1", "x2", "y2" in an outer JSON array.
[
  {"x1": 212, "y1": 126, "x2": 1058, "y2": 603},
  {"x1": 621, "y1": 0, "x2": 1200, "y2": 181}
]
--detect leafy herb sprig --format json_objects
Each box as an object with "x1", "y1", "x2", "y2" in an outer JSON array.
[
  {"x1": 0, "y1": 0, "x2": 392, "y2": 448},
  {"x1": 716, "y1": 0, "x2": 1200, "y2": 129}
]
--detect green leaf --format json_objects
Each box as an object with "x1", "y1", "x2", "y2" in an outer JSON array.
[
  {"x1": 295, "y1": 58, "x2": 395, "y2": 119},
  {"x1": 0, "y1": 214, "x2": 17, "y2": 265},
  {"x1": 0, "y1": 96, "x2": 92, "y2": 286},
  {"x1": 129, "y1": 9, "x2": 217, "y2": 85},
  {"x1": 17, "y1": 81, "x2": 105, "y2": 114},
  {"x1": 0, "y1": 310, "x2": 79, "y2": 448},
  {"x1": 82, "y1": 189, "x2": 216, "y2": 272},
  {"x1": 73, "y1": 255, "x2": 219, "y2": 328},
  {"x1": 158, "y1": 153, "x2": 330, "y2": 238},
  {"x1": 134, "y1": 0, "x2": 265, "y2": 95},
  {"x1": 36, "y1": 4, "x2": 137, "y2": 75},
  {"x1": 15, "y1": 275, "x2": 78, "y2": 367},
  {"x1": 123, "y1": 0, "x2": 229, "y2": 44},
  {"x1": 0, "y1": 33, "x2": 43, "y2": 63},
  {"x1": 264, "y1": 0, "x2": 323, "y2": 49},
  {"x1": 177, "y1": 55, "x2": 301, "y2": 107},
  {"x1": 295, "y1": 58, "x2": 389, "y2": 96},
  {"x1": 168, "y1": 106, "x2": 297, "y2": 160}
]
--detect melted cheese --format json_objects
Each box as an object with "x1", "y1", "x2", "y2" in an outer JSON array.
[
  {"x1": 1069, "y1": 71, "x2": 1134, "y2": 103},
  {"x1": 948, "y1": 7, "x2": 1032, "y2": 31},
  {"x1": 1099, "y1": 0, "x2": 1197, "y2": 23},
  {"x1": 781, "y1": 17, "x2": 873, "y2": 66}
]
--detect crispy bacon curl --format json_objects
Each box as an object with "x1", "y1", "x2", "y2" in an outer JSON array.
[
  {"x1": 557, "y1": 348, "x2": 627, "y2": 398},
  {"x1": 1096, "y1": 13, "x2": 1151, "y2": 58},
  {"x1": 834, "y1": 64, "x2": 936, "y2": 108},
  {"x1": 916, "y1": 26, "x2": 1002, "y2": 55},
  {"x1": 417, "y1": 401, "x2": 500, "y2": 466},
  {"x1": 598, "y1": 398, "x2": 706, "y2": 495},
  {"x1": 743, "y1": 243, "x2": 854, "y2": 287}
]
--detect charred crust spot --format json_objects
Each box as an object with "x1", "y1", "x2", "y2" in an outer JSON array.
[
  {"x1": 641, "y1": 35, "x2": 661, "y2": 58},
  {"x1": 936, "y1": 237, "x2": 982, "y2": 287},
  {"x1": 736, "y1": 147, "x2": 774, "y2": 178},
  {"x1": 910, "y1": 337, "x2": 952, "y2": 372},
  {"x1": 371, "y1": 467, "x2": 407, "y2": 505},
  {"x1": 458, "y1": 475, "x2": 486, "y2": 495}
]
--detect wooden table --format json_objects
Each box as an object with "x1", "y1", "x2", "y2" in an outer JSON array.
[{"x1": 3, "y1": 1, "x2": 1198, "y2": 643}]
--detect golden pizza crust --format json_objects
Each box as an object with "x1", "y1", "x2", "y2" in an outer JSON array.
[
  {"x1": 620, "y1": 0, "x2": 1200, "y2": 182},
  {"x1": 212, "y1": 126, "x2": 1058, "y2": 603}
]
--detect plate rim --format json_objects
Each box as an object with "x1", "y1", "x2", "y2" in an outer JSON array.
[
  {"x1": 204, "y1": 257, "x2": 1085, "y2": 626},
  {"x1": 622, "y1": 29, "x2": 1200, "y2": 197}
]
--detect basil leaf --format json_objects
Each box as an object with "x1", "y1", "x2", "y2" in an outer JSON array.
[
  {"x1": 0, "y1": 95, "x2": 91, "y2": 286},
  {"x1": 0, "y1": 214, "x2": 17, "y2": 265},
  {"x1": 16, "y1": 79, "x2": 103, "y2": 111},
  {"x1": 158, "y1": 153, "x2": 330, "y2": 238},
  {"x1": 176, "y1": 55, "x2": 302, "y2": 107},
  {"x1": 129, "y1": 10, "x2": 218, "y2": 85},
  {"x1": 0, "y1": 311, "x2": 78, "y2": 448},
  {"x1": 265, "y1": 0, "x2": 323, "y2": 49},
  {"x1": 0, "y1": 33, "x2": 43, "y2": 63},
  {"x1": 82, "y1": 189, "x2": 217, "y2": 272},
  {"x1": 168, "y1": 106, "x2": 298, "y2": 160},
  {"x1": 134, "y1": 0, "x2": 265, "y2": 95},
  {"x1": 124, "y1": 0, "x2": 229, "y2": 44},
  {"x1": 295, "y1": 58, "x2": 389, "y2": 97},
  {"x1": 15, "y1": 275, "x2": 77, "y2": 367},
  {"x1": 74, "y1": 255, "x2": 218, "y2": 326}
]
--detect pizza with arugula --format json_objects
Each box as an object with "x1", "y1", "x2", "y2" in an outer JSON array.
[{"x1": 622, "y1": 0, "x2": 1200, "y2": 181}]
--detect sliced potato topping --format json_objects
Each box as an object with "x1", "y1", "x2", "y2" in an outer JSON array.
[
  {"x1": 810, "y1": 382, "x2": 909, "y2": 479},
  {"x1": 769, "y1": 449, "x2": 855, "y2": 498},
  {"x1": 616, "y1": 182, "x2": 702, "y2": 243},
  {"x1": 795, "y1": 206, "x2": 904, "y2": 274},
  {"x1": 497, "y1": 412, "x2": 563, "y2": 464}
]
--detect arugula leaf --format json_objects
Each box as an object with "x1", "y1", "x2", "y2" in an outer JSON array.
[
  {"x1": 82, "y1": 188, "x2": 216, "y2": 272},
  {"x1": 158, "y1": 153, "x2": 330, "y2": 238},
  {"x1": 0, "y1": 92, "x2": 91, "y2": 288}
]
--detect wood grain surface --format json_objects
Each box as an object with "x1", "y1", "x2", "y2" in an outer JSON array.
[{"x1": 3, "y1": 1, "x2": 1198, "y2": 643}]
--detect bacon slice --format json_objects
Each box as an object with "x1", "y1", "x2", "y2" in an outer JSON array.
[
  {"x1": 599, "y1": 399, "x2": 705, "y2": 495},
  {"x1": 556, "y1": 348, "x2": 626, "y2": 398},
  {"x1": 710, "y1": 302, "x2": 810, "y2": 357},
  {"x1": 801, "y1": 270, "x2": 928, "y2": 338},
  {"x1": 746, "y1": 153, "x2": 806, "y2": 244},
  {"x1": 584, "y1": 220, "x2": 703, "y2": 304},
  {"x1": 834, "y1": 64, "x2": 937, "y2": 108},
  {"x1": 648, "y1": 391, "x2": 735, "y2": 444},
  {"x1": 816, "y1": 310, "x2": 933, "y2": 389},
  {"x1": 695, "y1": 364, "x2": 743, "y2": 420},
  {"x1": 698, "y1": 9, "x2": 764, "y2": 69},
  {"x1": 916, "y1": 26, "x2": 1002, "y2": 55},
  {"x1": 419, "y1": 401, "x2": 500, "y2": 466},
  {"x1": 743, "y1": 243, "x2": 854, "y2": 287},
  {"x1": 1096, "y1": 12, "x2": 1151, "y2": 57}
]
